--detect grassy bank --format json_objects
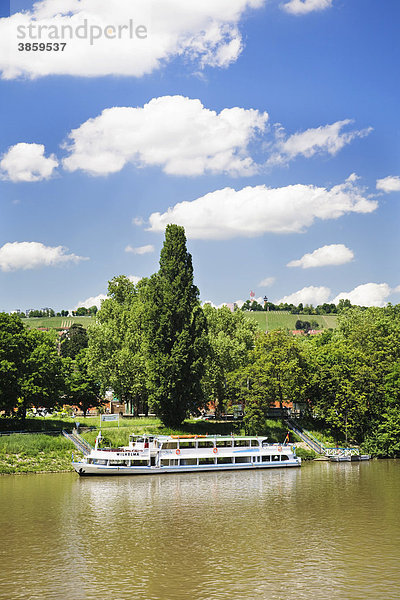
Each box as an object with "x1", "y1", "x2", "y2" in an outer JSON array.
[{"x1": 0, "y1": 433, "x2": 77, "y2": 474}]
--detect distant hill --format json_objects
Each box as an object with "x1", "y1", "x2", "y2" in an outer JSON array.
[
  {"x1": 244, "y1": 311, "x2": 338, "y2": 332},
  {"x1": 23, "y1": 312, "x2": 338, "y2": 333},
  {"x1": 23, "y1": 316, "x2": 94, "y2": 330}
]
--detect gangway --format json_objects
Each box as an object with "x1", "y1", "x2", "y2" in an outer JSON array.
[
  {"x1": 285, "y1": 419, "x2": 326, "y2": 454},
  {"x1": 62, "y1": 429, "x2": 93, "y2": 456},
  {"x1": 285, "y1": 419, "x2": 360, "y2": 458}
]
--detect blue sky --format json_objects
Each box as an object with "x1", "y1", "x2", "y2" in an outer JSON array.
[{"x1": 0, "y1": 0, "x2": 399, "y2": 312}]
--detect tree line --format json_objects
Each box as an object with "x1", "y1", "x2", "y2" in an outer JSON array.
[
  {"x1": 20, "y1": 306, "x2": 98, "y2": 318},
  {"x1": 241, "y1": 297, "x2": 354, "y2": 314},
  {"x1": 1, "y1": 225, "x2": 399, "y2": 456}
]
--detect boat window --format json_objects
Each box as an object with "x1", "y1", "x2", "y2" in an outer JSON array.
[
  {"x1": 163, "y1": 441, "x2": 178, "y2": 449},
  {"x1": 130, "y1": 460, "x2": 145, "y2": 466},
  {"x1": 109, "y1": 460, "x2": 129, "y2": 466},
  {"x1": 180, "y1": 458, "x2": 197, "y2": 466},
  {"x1": 250, "y1": 439, "x2": 260, "y2": 447},
  {"x1": 161, "y1": 459, "x2": 170, "y2": 467},
  {"x1": 93, "y1": 459, "x2": 108, "y2": 465},
  {"x1": 217, "y1": 457, "x2": 233, "y2": 464},
  {"x1": 198, "y1": 457, "x2": 215, "y2": 464},
  {"x1": 235, "y1": 456, "x2": 251, "y2": 463},
  {"x1": 234, "y1": 439, "x2": 249, "y2": 447},
  {"x1": 178, "y1": 441, "x2": 196, "y2": 449},
  {"x1": 271, "y1": 455, "x2": 280, "y2": 461},
  {"x1": 261, "y1": 455, "x2": 270, "y2": 462},
  {"x1": 216, "y1": 440, "x2": 233, "y2": 448},
  {"x1": 197, "y1": 440, "x2": 215, "y2": 448},
  {"x1": 280, "y1": 455, "x2": 289, "y2": 461}
]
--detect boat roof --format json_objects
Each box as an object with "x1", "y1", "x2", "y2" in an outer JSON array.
[{"x1": 129, "y1": 434, "x2": 269, "y2": 441}]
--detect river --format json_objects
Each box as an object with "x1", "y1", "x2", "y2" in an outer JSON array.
[{"x1": 1, "y1": 460, "x2": 399, "y2": 600}]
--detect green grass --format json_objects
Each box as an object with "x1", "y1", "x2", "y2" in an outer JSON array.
[
  {"x1": 0, "y1": 433, "x2": 73, "y2": 454},
  {"x1": 244, "y1": 311, "x2": 338, "y2": 332},
  {"x1": 0, "y1": 433, "x2": 77, "y2": 474},
  {"x1": 23, "y1": 316, "x2": 94, "y2": 330}
]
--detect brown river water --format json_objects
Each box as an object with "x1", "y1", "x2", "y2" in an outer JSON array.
[{"x1": 0, "y1": 460, "x2": 399, "y2": 600}]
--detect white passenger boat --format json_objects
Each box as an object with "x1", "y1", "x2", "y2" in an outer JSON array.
[{"x1": 73, "y1": 433, "x2": 301, "y2": 476}]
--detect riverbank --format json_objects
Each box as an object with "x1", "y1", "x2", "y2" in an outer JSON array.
[{"x1": 0, "y1": 433, "x2": 78, "y2": 474}]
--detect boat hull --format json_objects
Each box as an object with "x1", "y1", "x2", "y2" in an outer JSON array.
[{"x1": 73, "y1": 460, "x2": 301, "y2": 476}]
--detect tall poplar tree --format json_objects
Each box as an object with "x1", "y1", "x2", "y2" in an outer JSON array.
[{"x1": 143, "y1": 225, "x2": 208, "y2": 427}]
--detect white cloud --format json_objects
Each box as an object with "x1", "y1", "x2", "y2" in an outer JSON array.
[
  {"x1": 258, "y1": 276, "x2": 276, "y2": 287},
  {"x1": 282, "y1": 0, "x2": 333, "y2": 15},
  {"x1": 0, "y1": 143, "x2": 58, "y2": 182},
  {"x1": 332, "y1": 283, "x2": 393, "y2": 308},
  {"x1": 269, "y1": 120, "x2": 372, "y2": 166},
  {"x1": 277, "y1": 282, "x2": 396, "y2": 308},
  {"x1": 125, "y1": 244, "x2": 155, "y2": 255},
  {"x1": 234, "y1": 299, "x2": 245, "y2": 308},
  {"x1": 393, "y1": 285, "x2": 400, "y2": 293},
  {"x1": 128, "y1": 275, "x2": 142, "y2": 285},
  {"x1": 74, "y1": 277, "x2": 142, "y2": 310},
  {"x1": 62, "y1": 104, "x2": 370, "y2": 177},
  {"x1": 74, "y1": 293, "x2": 107, "y2": 311},
  {"x1": 376, "y1": 176, "x2": 400, "y2": 193},
  {"x1": 276, "y1": 286, "x2": 331, "y2": 306},
  {"x1": 0, "y1": 241, "x2": 87, "y2": 272},
  {"x1": 132, "y1": 217, "x2": 145, "y2": 226},
  {"x1": 0, "y1": 0, "x2": 265, "y2": 80},
  {"x1": 62, "y1": 96, "x2": 268, "y2": 177},
  {"x1": 202, "y1": 300, "x2": 237, "y2": 310},
  {"x1": 147, "y1": 175, "x2": 377, "y2": 239},
  {"x1": 287, "y1": 244, "x2": 354, "y2": 269}
]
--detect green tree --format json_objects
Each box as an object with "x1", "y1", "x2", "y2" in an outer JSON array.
[
  {"x1": 60, "y1": 323, "x2": 88, "y2": 359},
  {"x1": 143, "y1": 225, "x2": 208, "y2": 427},
  {"x1": 308, "y1": 337, "x2": 374, "y2": 442},
  {"x1": 0, "y1": 313, "x2": 28, "y2": 415},
  {"x1": 0, "y1": 314, "x2": 65, "y2": 418},
  {"x1": 88, "y1": 275, "x2": 148, "y2": 416},
  {"x1": 64, "y1": 349, "x2": 103, "y2": 417},
  {"x1": 307, "y1": 307, "x2": 400, "y2": 444},
  {"x1": 18, "y1": 330, "x2": 65, "y2": 419},
  {"x1": 363, "y1": 363, "x2": 400, "y2": 456},
  {"x1": 202, "y1": 304, "x2": 257, "y2": 414},
  {"x1": 243, "y1": 331, "x2": 309, "y2": 434}
]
